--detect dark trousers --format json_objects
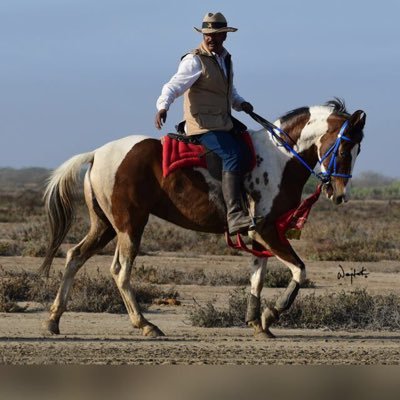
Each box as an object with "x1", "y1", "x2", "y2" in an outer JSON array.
[{"x1": 196, "y1": 130, "x2": 250, "y2": 172}]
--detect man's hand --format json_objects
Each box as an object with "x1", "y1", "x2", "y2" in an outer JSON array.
[
  {"x1": 241, "y1": 102, "x2": 254, "y2": 114},
  {"x1": 155, "y1": 109, "x2": 167, "y2": 130}
]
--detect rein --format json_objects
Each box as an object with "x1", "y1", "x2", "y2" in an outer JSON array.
[{"x1": 248, "y1": 111, "x2": 354, "y2": 183}]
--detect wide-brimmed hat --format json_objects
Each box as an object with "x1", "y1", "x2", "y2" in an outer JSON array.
[{"x1": 194, "y1": 12, "x2": 237, "y2": 34}]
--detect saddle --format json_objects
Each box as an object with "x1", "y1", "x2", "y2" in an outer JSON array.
[{"x1": 162, "y1": 123, "x2": 256, "y2": 180}]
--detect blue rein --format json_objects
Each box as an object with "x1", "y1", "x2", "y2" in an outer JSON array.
[{"x1": 248, "y1": 112, "x2": 354, "y2": 184}]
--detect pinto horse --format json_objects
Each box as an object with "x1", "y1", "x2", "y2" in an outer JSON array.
[{"x1": 40, "y1": 99, "x2": 365, "y2": 338}]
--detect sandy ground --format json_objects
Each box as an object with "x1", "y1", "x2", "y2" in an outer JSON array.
[{"x1": 1, "y1": 253, "x2": 400, "y2": 365}]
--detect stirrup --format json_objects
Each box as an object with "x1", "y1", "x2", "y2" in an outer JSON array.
[
  {"x1": 248, "y1": 216, "x2": 264, "y2": 231},
  {"x1": 228, "y1": 225, "x2": 250, "y2": 236},
  {"x1": 249, "y1": 218, "x2": 256, "y2": 231}
]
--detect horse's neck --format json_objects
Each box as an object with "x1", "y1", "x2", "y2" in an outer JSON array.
[
  {"x1": 247, "y1": 121, "x2": 321, "y2": 215},
  {"x1": 249, "y1": 122, "x2": 320, "y2": 181}
]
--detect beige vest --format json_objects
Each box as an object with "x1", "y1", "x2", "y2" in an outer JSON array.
[{"x1": 183, "y1": 43, "x2": 234, "y2": 136}]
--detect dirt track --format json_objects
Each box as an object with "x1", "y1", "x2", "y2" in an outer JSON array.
[{"x1": 1, "y1": 254, "x2": 400, "y2": 365}]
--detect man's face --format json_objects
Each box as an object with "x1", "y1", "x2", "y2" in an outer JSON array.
[{"x1": 203, "y1": 32, "x2": 227, "y2": 54}]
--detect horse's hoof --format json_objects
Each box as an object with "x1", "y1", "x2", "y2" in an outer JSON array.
[
  {"x1": 261, "y1": 307, "x2": 279, "y2": 330},
  {"x1": 254, "y1": 329, "x2": 276, "y2": 340},
  {"x1": 43, "y1": 320, "x2": 60, "y2": 335},
  {"x1": 142, "y1": 325, "x2": 165, "y2": 338}
]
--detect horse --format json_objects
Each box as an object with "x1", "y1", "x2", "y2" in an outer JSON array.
[{"x1": 40, "y1": 99, "x2": 366, "y2": 339}]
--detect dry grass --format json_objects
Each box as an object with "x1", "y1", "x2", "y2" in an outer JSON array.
[
  {"x1": 133, "y1": 264, "x2": 314, "y2": 288},
  {"x1": 189, "y1": 288, "x2": 400, "y2": 330},
  {"x1": 188, "y1": 288, "x2": 248, "y2": 328},
  {"x1": 302, "y1": 200, "x2": 400, "y2": 261},
  {"x1": 0, "y1": 266, "x2": 313, "y2": 314},
  {"x1": 1, "y1": 185, "x2": 400, "y2": 261},
  {"x1": 0, "y1": 268, "x2": 178, "y2": 313},
  {"x1": 278, "y1": 289, "x2": 400, "y2": 330}
]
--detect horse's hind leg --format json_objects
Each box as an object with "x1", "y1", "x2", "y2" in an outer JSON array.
[
  {"x1": 43, "y1": 175, "x2": 116, "y2": 335},
  {"x1": 111, "y1": 228, "x2": 165, "y2": 338},
  {"x1": 246, "y1": 243, "x2": 272, "y2": 338},
  {"x1": 43, "y1": 219, "x2": 115, "y2": 334}
]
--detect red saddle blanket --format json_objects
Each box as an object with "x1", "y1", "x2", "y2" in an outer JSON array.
[{"x1": 162, "y1": 132, "x2": 256, "y2": 177}]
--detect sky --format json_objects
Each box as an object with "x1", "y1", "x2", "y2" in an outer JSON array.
[{"x1": 1, "y1": 0, "x2": 399, "y2": 177}]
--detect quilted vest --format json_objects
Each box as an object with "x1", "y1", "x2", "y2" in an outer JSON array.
[{"x1": 183, "y1": 43, "x2": 233, "y2": 136}]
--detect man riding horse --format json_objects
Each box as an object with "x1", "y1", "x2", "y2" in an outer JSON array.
[
  {"x1": 39, "y1": 11, "x2": 366, "y2": 339},
  {"x1": 155, "y1": 12, "x2": 254, "y2": 235}
]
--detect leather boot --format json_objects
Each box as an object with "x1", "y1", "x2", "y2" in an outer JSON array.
[{"x1": 222, "y1": 171, "x2": 252, "y2": 235}]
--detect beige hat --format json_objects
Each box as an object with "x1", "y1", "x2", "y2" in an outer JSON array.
[{"x1": 194, "y1": 12, "x2": 238, "y2": 34}]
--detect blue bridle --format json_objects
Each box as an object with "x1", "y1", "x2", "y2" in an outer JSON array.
[
  {"x1": 317, "y1": 120, "x2": 355, "y2": 182},
  {"x1": 248, "y1": 112, "x2": 355, "y2": 184}
]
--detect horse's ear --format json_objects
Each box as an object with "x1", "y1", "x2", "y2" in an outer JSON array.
[{"x1": 349, "y1": 110, "x2": 366, "y2": 130}]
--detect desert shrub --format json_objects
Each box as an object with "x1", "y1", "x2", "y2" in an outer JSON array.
[
  {"x1": 0, "y1": 190, "x2": 44, "y2": 223},
  {"x1": 67, "y1": 271, "x2": 126, "y2": 313},
  {"x1": 0, "y1": 269, "x2": 178, "y2": 313},
  {"x1": 0, "y1": 208, "x2": 27, "y2": 223},
  {"x1": 0, "y1": 269, "x2": 32, "y2": 301},
  {"x1": 278, "y1": 289, "x2": 400, "y2": 330},
  {"x1": 265, "y1": 268, "x2": 315, "y2": 289},
  {"x1": 188, "y1": 288, "x2": 247, "y2": 328},
  {"x1": 189, "y1": 288, "x2": 400, "y2": 330},
  {"x1": 140, "y1": 216, "x2": 238, "y2": 256},
  {"x1": 68, "y1": 270, "x2": 177, "y2": 313},
  {"x1": 15, "y1": 190, "x2": 44, "y2": 210},
  {"x1": 188, "y1": 300, "x2": 233, "y2": 328},
  {"x1": 65, "y1": 204, "x2": 91, "y2": 243},
  {"x1": 0, "y1": 296, "x2": 27, "y2": 313},
  {"x1": 0, "y1": 268, "x2": 60, "y2": 311},
  {"x1": 0, "y1": 241, "x2": 22, "y2": 256},
  {"x1": 133, "y1": 265, "x2": 248, "y2": 286},
  {"x1": 10, "y1": 218, "x2": 45, "y2": 243},
  {"x1": 4, "y1": 216, "x2": 64, "y2": 257},
  {"x1": 21, "y1": 241, "x2": 49, "y2": 257},
  {"x1": 133, "y1": 265, "x2": 315, "y2": 288},
  {"x1": 0, "y1": 269, "x2": 35, "y2": 312}
]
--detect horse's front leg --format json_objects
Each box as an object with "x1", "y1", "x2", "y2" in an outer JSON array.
[
  {"x1": 246, "y1": 242, "x2": 272, "y2": 338},
  {"x1": 251, "y1": 227, "x2": 305, "y2": 338}
]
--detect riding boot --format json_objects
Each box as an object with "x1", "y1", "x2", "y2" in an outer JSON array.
[{"x1": 222, "y1": 171, "x2": 253, "y2": 235}]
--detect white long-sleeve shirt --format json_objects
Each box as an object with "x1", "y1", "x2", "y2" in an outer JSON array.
[{"x1": 156, "y1": 48, "x2": 246, "y2": 112}]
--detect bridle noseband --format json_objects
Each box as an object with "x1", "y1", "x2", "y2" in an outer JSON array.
[{"x1": 317, "y1": 119, "x2": 355, "y2": 183}]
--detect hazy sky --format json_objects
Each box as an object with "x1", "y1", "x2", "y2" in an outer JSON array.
[{"x1": 1, "y1": 0, "x2": 399, "y2": 177}]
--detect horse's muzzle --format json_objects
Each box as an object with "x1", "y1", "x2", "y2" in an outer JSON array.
[
  {"x1": 323, "y1": 183, "x2": 334, "y2": 200},
  {"x1": 333, "y1": 194, "x2": 345, "y2": 205},
  {"x1": 323, "y1": 182, "x2": 348, "y2": 205}
]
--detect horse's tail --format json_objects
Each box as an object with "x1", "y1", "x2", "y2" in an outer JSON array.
[{"x1": 39, "y1": 151, "x2": 95, "y2": 277}]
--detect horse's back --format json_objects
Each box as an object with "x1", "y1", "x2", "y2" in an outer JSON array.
[{"x1": 90, "y1": 135, "x2": 162, "y2": 221}]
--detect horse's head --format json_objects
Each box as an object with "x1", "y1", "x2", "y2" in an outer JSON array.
[{"x1": 318, "y1": 109, "x2": 366, "y2": 204}]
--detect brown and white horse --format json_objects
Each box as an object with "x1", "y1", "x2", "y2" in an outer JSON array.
[{"x1": 40, "y1": 99, "x2": 365, "y2": 338}]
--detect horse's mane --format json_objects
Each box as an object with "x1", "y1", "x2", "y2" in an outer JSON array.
[
  {"x1": 279, "y1": 97, "x2": 349, "y2": 124},
  {"x1": 324, "y1": 98, "x2": 349, "y2": 115},
  {"x1": 279, "y1": 107, "x2": 310, "y2": 124}
]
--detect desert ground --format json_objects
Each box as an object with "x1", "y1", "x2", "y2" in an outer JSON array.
[
  {"x1": 1, "y1": 252, "x2": 400, "y2": 365},
  {"x1": 1, "y1": 171, "x2": 400, "y2": 365}
]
